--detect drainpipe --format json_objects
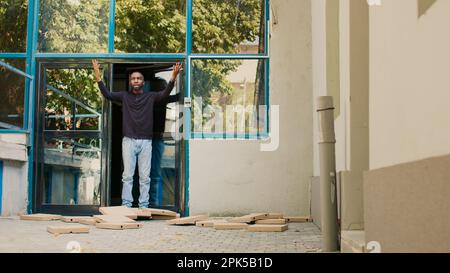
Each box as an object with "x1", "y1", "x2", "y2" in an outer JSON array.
[{"x1": 317, "y1": 96, "x2": 340, "y2": 252}]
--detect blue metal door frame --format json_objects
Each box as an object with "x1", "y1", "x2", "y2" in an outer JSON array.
[
  {"x1": 0, "y1": 160, "x2": 3, "y2": 215},
  {"x1": 33, "y1": 58, "x2": 187, "y2": 215}
]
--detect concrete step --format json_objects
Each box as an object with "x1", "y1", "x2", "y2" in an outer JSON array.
[{"x1": 341, "y1": 230, "x2": 366, "y2": 253}]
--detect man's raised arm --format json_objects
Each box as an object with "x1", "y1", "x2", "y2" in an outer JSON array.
[
  {"x1": 92, "y1": 59, "x2": 123, "y2": 102},
  {"x1": 154, "y1": 63, "x2": 182, "y2": 102}
]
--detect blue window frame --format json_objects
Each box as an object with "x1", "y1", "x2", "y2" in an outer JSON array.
[
  {"x1": 0, "y1": 160, "x2": 3, "y2": 215},
  {"x1": 0, "y1": 58, "x2": 33, "y2": 133},
  {"x1": 189, "y1": 56, "x2": 269, "y2": 139}
]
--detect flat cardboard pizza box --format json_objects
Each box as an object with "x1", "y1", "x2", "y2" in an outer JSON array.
[
  {"x1": 61, "y1": 216, "x2": 95, "y2": 223},
  {"x1": 196, "y1": 219, "x2": 227, "y2": 228},
  {"x1": 214, "y1": 222, "x2": 249, "y2": 230},
  {"x1": 265, "y1": 213, "x2": 284, "y2": 219},
  {"x1": 93, "y1": 215, "x2": 136, "y2": 223},
  {"x1": 167, "y1": 215, "x2": 208, "y2": 225},
  {"x1": 98, "y1": 206, "x2": 138, "y2": 219},
  {"x1": 147, "y1": 208, "x2": 178, "y2": 217},
  {"x1": 78, "y1": 218, "x2": 98, "y2": 226},
  {"x1": 20, "y1": 214, "x2": 61, "y2": 221},
  {"x1": 96, "y1": 222, "x2": 142, "y2": 230},
  {"x1": 151, "y1": 215, "x2": 178, "y2": 220},
  {"x1": 228, "y1": 213, "x2": 269, "y2": 223},
  {"x1": 47, "y1": 225, "x2": 89, "y2": 235},
  {"x1": 134, "y1": 208, "x2": 153, "y2": 218},
  {"x1": 247, "y1": 224, "x2": 288, "y2": 232},
  {"x1": 284, "y1": 216, "x2": 312, "y2": 223},
  {"x1": 255, "y1": 218, "x2": 287, "y2": 225}
]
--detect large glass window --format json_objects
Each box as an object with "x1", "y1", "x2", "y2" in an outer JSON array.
[
  {"x1": 191, "y1": 59, "x2": 266, "y2": 136},
  {"x1": 193, "y1": 0, "x2": 265, "y2": 54},
  {"x1": 40, "y1": 66, "x2": 104, "y2": 206},
  {"x1": 38, "y1": 0, "x2": 109, "y2": 53},
  {"x1": 0, "y1": 59, "x2": 26, "y2": 129},
  {"x1": 0, "y1": 0, "x2": 28, "y2": 52},
  {"x1": 42, "y1": 136, "x2": 102, "y2": 205},
  {"x1": 45, "y1": 68, "x2": 103, "y2": 132},
  {"x1": 115, "y1": 0, "x2": 186, "y2": 53},
  {"x1": 1, "y1": 0, "x2": 270, "y2": 138}
]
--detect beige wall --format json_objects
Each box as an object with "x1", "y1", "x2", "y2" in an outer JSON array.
[
  {"x1": 312, "y1": 0, "x2": 327, "y2": 178},
  {"x1": 338, "y1": 0, "x2": 369, "y2": 231},
  {"x1": 364, "y1": 154, "x2": 450, "y2": 253},
  {"x1": 370, "y1": 0, "x2": 450, "y2": 169},
  {"x1": 1, "y1": 160, "x2": 28, "y2": 216},
  {"x1": 0, "y1": 134, "x2": 28, "y2": 216},
  {"x1": 189, "y1": 0, "x2": 313, "y2": 216},
  {"x1": 312, "y1": 0, "x2": 350, "y2": 176}
]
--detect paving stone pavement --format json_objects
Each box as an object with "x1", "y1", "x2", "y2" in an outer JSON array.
[{"x1": 0, "y1": 217, "x2": 322, "y2": 253}]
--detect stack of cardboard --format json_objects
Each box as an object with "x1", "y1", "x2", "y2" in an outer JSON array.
[
  {"x1": 20, "y1": 206, "x2": 180, "y2": 235},
  {"x1": 166, "y1": 212, "x2": 313, "y2": 232},
  {"x1": 20, "y1": 209, "x2": 312, "y2": 234}
]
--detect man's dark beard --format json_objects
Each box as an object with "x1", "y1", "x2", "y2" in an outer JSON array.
[{"x1": 132, "y1": 85, "x2": 143, "y2": 92}]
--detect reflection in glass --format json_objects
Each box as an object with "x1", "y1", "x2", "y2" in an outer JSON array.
[
  {"x1": 0, "y1": 59, "x2": 26, "y2": 129},
  {"x1": 45, "y1": 68, "x2": 102, "y2": 132},
  {"x1": 193, "y1": 0, "x2": 265, "y2": 54},
  {"x1": 154, "y1": 70, "x2": 179, "y2": 134},
  {"x1": 45, "y1": 87, "x2": 73, "y2": 131},
  {"x1": 0, "y1": 0, "x2": 28, "y2": 52},
  {"x1": 42, "y1": 136, "x2": 102, "y2": 205},
  {"x1": 191, "y1": 59, "x2": 266, "y2": 135},
  {"x1": 161, "y1": 139, "x2": 176, "y2": 206},
  {"x1": 75, "y1": 105, "x2": 101, "y2": 131},
  {"x1": 38, "y1": 0, "x2": 109, "y2": 53},
  {"x1": 115, "y1": 0, "x2": 186, "y2": 53}
]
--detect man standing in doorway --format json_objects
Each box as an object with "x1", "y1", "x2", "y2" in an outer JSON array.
[{"x1": 92, "y1": 60, "x2": 182, "y2": 208}]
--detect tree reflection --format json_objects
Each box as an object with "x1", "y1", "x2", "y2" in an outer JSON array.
[{"x1": 0, "y1": 0, "x2": 28, "y2": 52}]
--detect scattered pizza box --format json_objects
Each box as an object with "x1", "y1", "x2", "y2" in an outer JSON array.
[
  {"x1": 214, "y1": 222, "x2": 248, "y2": 230},
  {"x1": 134, "y1": 208, "x2": 152, "y2": 218},
  {"x1": 99, "y1": 206, "x2": 138, "y2": 219},
  {"x1": 61, "y1": 216, "x2": 95, "y2": 223},
  {"x1": 96, "y1": 222, "x2": 142, "y2": 230},
  {"x1": 265, "y1": 213, "x2": 284, "y2": 219},
  {"x1": 93, "y1": 215, "x2": 136, "y2": 223},
  {"x1": 228, "y1": 213, "x2": 269, "y2": 223},
  {"x1": 147, "y1": 208, "x2": 178, "y2": 217},
  {"x1": 151, "y1": 215, "x2": 179, "y2": 220},
  {"x1": 78, "y1": 218, "x2": 98, "y2": 226},
  {"x1": 196, "y1": 219, "x2": 227, "y2": 228},
  {"x1": 47, "y1": 225, "x2": 89, "y2": 235},
  {"x1": 255, "y1": 218, "x2": 287, "y2": 225},
  {"x1": 247, "y1": 224, "x2": 288, "y2": 232},
  {"x1": 167, "y1": 215, "x2": 208, "y2": 225},
  {"x1": 20, "y1": 214, "x2": 61, "y2": 221},
  {"x1": 284, "y1": 216, "x2": 312, "y2": 223}
]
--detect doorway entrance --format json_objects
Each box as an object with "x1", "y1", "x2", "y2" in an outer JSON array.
[
  {"x1": 34, "y1": 60, "x2": 185, "y2": 215},
  {"x1": 110, "y1": 62, "x2": 184, "y2": 211}
]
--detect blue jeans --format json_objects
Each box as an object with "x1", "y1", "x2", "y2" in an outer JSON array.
[
  {"x1": 122, "y1": 137, "x2": 152, "y2": 208},
  {"x1": 150, "y1": 139, "x2": 165, "y2": 206}
]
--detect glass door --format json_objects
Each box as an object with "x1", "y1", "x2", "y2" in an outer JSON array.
[
  {"x1": 34, "y1": 61, "x2": 110, "y2": 215},
  {"x1": 34, "y1": 60, "x2": 185, "y2": 215}
]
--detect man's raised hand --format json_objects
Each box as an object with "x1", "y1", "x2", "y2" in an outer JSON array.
[
  {"x1": 171, "y1": 62, "x2": 183, "y2": 82},
  {"x1": 92, "y1": 59, "x2": 101, "y2": 82}
]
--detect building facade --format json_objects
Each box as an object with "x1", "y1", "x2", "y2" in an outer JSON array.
[
  {"x1": 2, "y1": 0, "x2": 449, "y2": 252},
  {"x1": 2, "y1": 0, "x2": 316, "y2": 218}
]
